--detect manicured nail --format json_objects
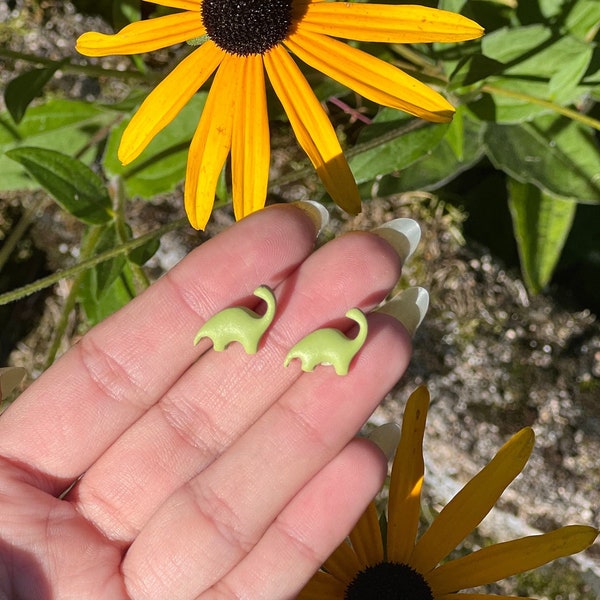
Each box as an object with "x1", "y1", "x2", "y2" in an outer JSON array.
[
  {"x1": 290, "y1": 200, "x2": 330, "y2": 235},
  {"x1": 375, "y1": 286, "x2": 429, "y2": 337},
  {"x1": 0, "y1": 366, "x2": 27, "y2": 401},
  {"x1": 367, "y1": 422, "x2": 401, "y2": 461},
  {"x1": 372, "y1": 218, "x2": 421, "y2": 263}
]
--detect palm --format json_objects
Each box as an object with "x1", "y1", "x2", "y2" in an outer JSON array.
[
  {"x1": 0, "y1": 461, "x2": 126, "y2": 598},
  {"x1": 0, "y1": 206, "x2": 412, "y2": 599}
]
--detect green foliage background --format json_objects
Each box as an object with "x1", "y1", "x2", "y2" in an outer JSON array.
[{"x1": 1, "y1": 0, "x2": 599, "y2": 326}]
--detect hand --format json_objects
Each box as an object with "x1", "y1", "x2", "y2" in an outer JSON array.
[{"x1": 0, "y1": 204, "x2": 414, "y2": 599}]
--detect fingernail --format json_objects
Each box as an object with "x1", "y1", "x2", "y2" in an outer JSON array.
[
  {"x1": 371, "y1": 218, "x2": 421, "y2": 263},
  {"x1": 375, "y1": 286, "x2": 429, "y2": 337},
  {"x1": 290, "y1": 200, "x2": 330, "y2": 235},
  {"x1": 0, "y1": 366, "x2": 27, "y2": 401},
  {"x1": 367, "y1": 423, "x2": 401, "y2": 461}
]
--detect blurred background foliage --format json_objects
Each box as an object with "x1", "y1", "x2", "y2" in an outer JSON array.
[{"x1": 1, "y1": 0, "x2": 599, "y2": 334}]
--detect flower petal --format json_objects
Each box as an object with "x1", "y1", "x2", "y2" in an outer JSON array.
[
  {"x1": 299, "y1": 3, "x2": 484, "y2": 44},
  {"x1": 426, "y1": 525, "x2": 598, "y2": 595},
  {"x1": 285, "y1": 30, "x2": 454, "y2": 123},
  {"x1": 145, "y1": 0, "x2": 201, "y2": 10},
  {"x1": 185, "y1": 54, "x2": 240, "y2": 230},
  {"x1": 349, "y1": 501, "x2": 384, "y2": 568},
  {"x1": 387, "y1": 386, "x2": 429, "y2": 563},
  {"x1": 231, "y1": 54, "x2": 270, "y2": 221},
  {"x1": 321, "y1": 538, "x2": 363, "y2": 585},
  {"x1": 297, "y1": 571, "x2": 347, "y2": 599},
  {"x1": 76, "y1": 11, "x2": 204, "y2": 56},
  {"x1": 410, "y1": 428, "x2": 535, "y2": 574},
  {"x1": 264, "y1": 45, "x2": 361, "y2": 214},
  {"x1": 118, "y1": 42, "x2": 223, "y2": 165}
]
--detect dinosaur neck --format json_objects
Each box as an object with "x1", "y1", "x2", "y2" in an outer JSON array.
[
  {"x1": 255, "y1": 286, "x2": 276, "y2": 322},
  {"x1": 346, "y1": 308, "x2": 368, "y2": 349}
]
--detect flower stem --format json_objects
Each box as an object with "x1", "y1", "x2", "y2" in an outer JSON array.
[
  {"x1": 0, "y1": 218, "x2": 187, "y2": 306},
  {"x1": 0, "y1": 47, "x2": 156, "y2": 82},
  {"x1": 481, "y1": 84, "x2": 600, "y2": 131},
  {"x1": 43, "y1": 225, "x2": 104, "y2": 368},
  {"x1": 110, "y1": 176, "x2": 151, "y2": 293}
]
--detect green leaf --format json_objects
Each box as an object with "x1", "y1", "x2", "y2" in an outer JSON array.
[
  {"x1": 5, "y1": 147, "x2": 113, "y2": 224},
  {"x1": 449, "y1": 54, "x2": 504, "y2": 90},
  {"x1": 0, "y1": 99, "x2": 115, "y2": 190},
  {"x1": 350, "y1": 109, "x2": 449, "y2": 183},
  {"x1": 103, "y1": 93, "x2": 208, "y2": 199},
  {"x1": 470, "y1": 25, "x2": 594, "y2": 122},
  {"x1": 548, "y1": 46, "x2": 593, "y2": 101},
  {"x1": 484, "y1": 114, "x2": 600, "y2": 204},
  {"x1": 128, "y1": 237, "x2": 160, "y2": 266},
  {"x1": 508, "y1": 179, "x2": 576, "y2": 293},
  {"x1": 4, "y1": 64, "x2": 64, "y2": 124},
  {"x1": 445, "y1": 105, "x2": 465, "y2": 161},
  {"x1": 86, "y1": 225, "x2": 127, "y2": 294},
  {"x1": 565, "y1": 0, "x2": 600, "y2": 41},
  {"x1": 372, "y1": 113, "x2": 485, "y2": 196},
  {"x1": 79, "y1": 260, "x2": 137, "y2": 325},
  {"x1": 77, "y1": 223, "x2": 142, "y2": 325}
]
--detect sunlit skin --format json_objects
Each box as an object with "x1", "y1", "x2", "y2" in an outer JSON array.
[
  {"x1": 0, "y1": 205, "x2": 418, "y2": 599},
  {"x1": 77, "y1": 0, "x2": 483, "y2": 229}
]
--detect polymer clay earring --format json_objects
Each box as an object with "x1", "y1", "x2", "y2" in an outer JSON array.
[
  {"x1": 194, "y1": 285, "x2": 276, "y2": 354},
  {"x1": 284, "y1": 308, "x2": 368, "y2": 376}
]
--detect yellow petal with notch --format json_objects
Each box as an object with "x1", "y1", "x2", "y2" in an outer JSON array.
[
  {"x1": 387, "y1": 385, "x2": 429, "y2": 563},
  {"x1": 427, "y1": 526, "x2": 598, "y2": 594},
  {"x1": 185, "y1": 53, "x2": 240, "y2": 229},
  {"x1": 410, "y1": 427, "x2": 535, "y2": 573},
  {"x1": 119, "y1": 42, "x2": 223, "y2": 165},
  {"x1": 231, "y1": 54, "x2": 270, "y2": 221},
  {"x1": 264, "y1": 45, "x2": 361, "y2": 214},
  {"x1": 76, "y1": 11, "x2": 203, "y2": 56},
  {"x1": 300, "y1": 3, "x2": 484, "y2": 44},
  {"x1": 285, "y1": 30, "x2": 454, "y2": 123}
]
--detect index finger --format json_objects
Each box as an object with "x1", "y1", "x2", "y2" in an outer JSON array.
[{"x1": 0, "y1": 204, "x2": 320, "y2": 492}]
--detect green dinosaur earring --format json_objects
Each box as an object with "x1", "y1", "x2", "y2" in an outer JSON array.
[
  {"x1": 284, "y1": 308, "x2": 368, "y2": 376},
  {"x1": 194, "y1": 285, "x2": 276, "y2": 354}
]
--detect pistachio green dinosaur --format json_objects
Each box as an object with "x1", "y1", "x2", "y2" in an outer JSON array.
[
  {"x1": 284, "y1": 308, "x2": 368, "y2": 376},
  {"x1": 193, "y1": 285, "x2": 276, "y2": 354}
]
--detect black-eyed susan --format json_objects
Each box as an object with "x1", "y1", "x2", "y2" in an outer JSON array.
[
  {"x1": 76, "y1": 1, "x2": 483, "y2": 229},
  {"x1": 299, "y1": 386, "x2": 598, "y2": 599}
]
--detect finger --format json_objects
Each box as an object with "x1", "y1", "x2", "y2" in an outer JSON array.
[
  {"x1": 121, "y1": 313, "x2": 408, "y2": 598},
  {"x1": 70, "y1": 231, "x2": 404, "y2": 544},
  {"x1": 0, "y1": 205, "x2": 319, "y2": 492},
  {"x1": 204, "y1": 438, "x2": 386, "y2": 600}
]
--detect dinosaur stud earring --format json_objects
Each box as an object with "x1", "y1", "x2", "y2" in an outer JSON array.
[
  {"x1": 193, "y1": 285, "x2": 276, "y2": 354},
  {"x1": 284, "y1": 308, "x2": 368, "y2": 376}
]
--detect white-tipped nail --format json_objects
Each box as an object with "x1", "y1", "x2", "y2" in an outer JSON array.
[
  {"x1": 290, "y1": 200, "x2": 330, "y2": 234},
  {"x1": 367, "y1": 423, "x2": 401, "y2": 461},
  {"x1": 372, "y1": 218, "x2": 421, "y2": 263},
  {"x1": 0, "y1": 367, "x2": 27, "y2": 401},
  {"x1": 375, "y1": 286, "x2": 429, "y2": 337}
]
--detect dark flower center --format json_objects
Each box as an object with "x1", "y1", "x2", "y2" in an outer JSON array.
[
  {"x1": 201, "y1": 0, "x2": 293, "y2": 56},
  {"x1": 344, "y1": 562, "x2": 434, "y2": 600}
]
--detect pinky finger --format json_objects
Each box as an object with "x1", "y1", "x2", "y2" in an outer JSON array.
[{"x1": 203, "y1": 438, "x2": 387, "y2": 600}]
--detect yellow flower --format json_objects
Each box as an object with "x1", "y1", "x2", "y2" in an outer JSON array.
[
  {"x1": 300, "y1": 386, "x2": 598, "y2": 599},
  {"x1": 76, "y1": 1, "x2": 483, "y2": 230}
]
